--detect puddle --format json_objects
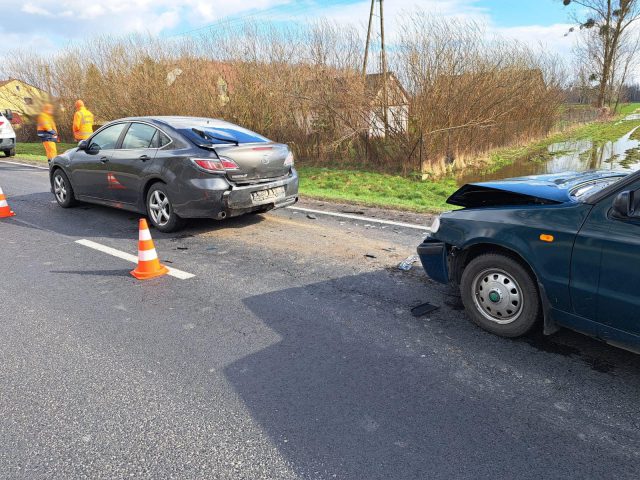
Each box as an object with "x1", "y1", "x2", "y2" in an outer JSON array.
[{"x1": 459, "y1": 124, "x2": 640, "y2": 185}]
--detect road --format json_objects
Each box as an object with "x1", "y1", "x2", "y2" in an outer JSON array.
[{"x1": 1, "y1": 161, "x2": 639, "y2": 479}]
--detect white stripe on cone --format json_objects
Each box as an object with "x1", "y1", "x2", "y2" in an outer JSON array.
[
  {"x1": 139, "y1": 228, "x2": 152, "y2": 241},
  {"x1": 138, "y1": 248, "x2": 159, "y2": 262},
  {"x1": 0, "y1": 200, "x2": 7, "y2": 208}
]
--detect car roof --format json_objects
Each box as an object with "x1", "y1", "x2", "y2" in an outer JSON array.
[{"x1": 116, "y1": 116, "x2": 237, "y2": 129}]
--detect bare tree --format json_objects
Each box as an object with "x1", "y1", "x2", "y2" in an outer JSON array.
[{"x1": 563, "y1": 0, "x2": 640, "y2": 108}]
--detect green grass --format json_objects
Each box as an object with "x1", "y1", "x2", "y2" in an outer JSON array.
[
  {"x1": 15, "y1": 142, "x2": 77, "y2": 161},
  {"x1": 298, "y1": 167, "x2": 458, "y2": 212}
]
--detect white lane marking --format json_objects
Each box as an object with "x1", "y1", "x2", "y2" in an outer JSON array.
[
  {"x1": 75, "y1": 239, "x2": 195, "y2": 280},
  {"x1": 0, "y1": 160, "x2": 49, "y2": 170},
  {"x1": 287, "y1": 206, "x2": 431, "y2": 231}
]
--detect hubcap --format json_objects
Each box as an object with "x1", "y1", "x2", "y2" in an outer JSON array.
[
  {"x1": 149, "y1": 190, "x2": 170, "y2": 226},
  {"x1": 54, "y1": 175, "x2": 67, "y2": 203},
  {"x1": 472, "y1": 268, "x2": 523, "y2": 324}
]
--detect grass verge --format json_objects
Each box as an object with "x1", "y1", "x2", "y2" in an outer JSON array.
[{"x1": 13, "y1": 142, "x2": 76, "y2": 161}]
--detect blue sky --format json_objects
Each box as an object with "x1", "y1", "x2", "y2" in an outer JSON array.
[{"x1": 0, "y1": 0, "x2": 576, "y2": 56}]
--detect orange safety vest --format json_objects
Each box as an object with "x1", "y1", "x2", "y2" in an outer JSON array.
[
  {"x1": 73, "y1": 107, "x2": 94, "y2": 140},
  {"x1": 37, "y1": 112, "x2": 56, "y2": 133},
  {"x1": 37, "y1": 112, "x2": 57, "y2": 141}
]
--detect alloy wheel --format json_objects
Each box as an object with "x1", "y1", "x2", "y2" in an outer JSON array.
[
  {"x1": 149, "y1": 190, "x2": 170, "y2": 227},
  {"x1": 54, "y1": 174, "x2": 67, "y2": 204}
]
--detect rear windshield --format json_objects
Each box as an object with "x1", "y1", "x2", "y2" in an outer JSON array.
[{"x1": 181, "y1": 125, "x2": 269, "y2": 146}]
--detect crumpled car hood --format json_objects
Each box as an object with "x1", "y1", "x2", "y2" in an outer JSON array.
[{"x1": 447, "y1": 170, "x2": 627, "y2": 208}]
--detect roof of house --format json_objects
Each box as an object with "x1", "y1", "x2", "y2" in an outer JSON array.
[{"x1": 365, "y1": 72, "x2": 409, "y2": 103}]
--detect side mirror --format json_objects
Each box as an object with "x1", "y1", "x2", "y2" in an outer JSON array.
[
  {"x1": 612, "y1": 190, "x2": 638, "y2": 218},
  {"x1": 77, "y1": 140, "x2": 88, "y2": 150},
  {"x1": 4, "y1": 110, "x2": 13, "y2": 121}
]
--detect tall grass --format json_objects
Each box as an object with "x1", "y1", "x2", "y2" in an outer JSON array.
[{"x1": 3, "y1": 11, "x2": 566, "y2": 177}]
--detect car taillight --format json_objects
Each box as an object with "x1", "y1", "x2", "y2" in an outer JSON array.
[
  {"x1": 219, "y1": 157, "x2": 239, "y2": 170},
  {"x1": 284, "y1": 151, "x2": 294, "y2": 167},
  {"x1": 191, "y1": 157, "x2": 239, "y2": 173}
]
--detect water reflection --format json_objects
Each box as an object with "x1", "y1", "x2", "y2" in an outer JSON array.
[{"x1": 458, "y1": 125, "x2": 640, "y2": 185}]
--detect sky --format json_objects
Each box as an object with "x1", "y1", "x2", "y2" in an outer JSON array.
[{"x1": 1, "y1": 0, "x2": 577, "y2": 61}]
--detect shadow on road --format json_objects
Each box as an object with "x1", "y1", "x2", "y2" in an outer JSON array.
[
  {"x1": 224, "y1": 270, "x2": 640, "y2": 479},
  {"x1": 6, "y1": 191, "x2": 267, "y2": 240}
]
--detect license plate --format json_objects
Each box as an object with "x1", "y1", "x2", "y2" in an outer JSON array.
[{"x1": 251, "y1": 186, "x2": 285, "y2": 203}]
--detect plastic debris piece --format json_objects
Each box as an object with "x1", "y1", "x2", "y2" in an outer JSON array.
[
  {"x1": 411, "y1": 302, "x2": 439, "y2": 317},
  {"x1": 307, "y1": 214, "x2": 317, "y2": 219},
  {"x1": 364, "y1": 253, "x2": 377, "y2": 258},
  {"x1": 398, "y1": 255, "x2": 419, "y2": 271}
]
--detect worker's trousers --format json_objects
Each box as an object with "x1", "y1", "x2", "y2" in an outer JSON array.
[{"x1": 42, "y1": 141, "x2": 57, "y2": 160}]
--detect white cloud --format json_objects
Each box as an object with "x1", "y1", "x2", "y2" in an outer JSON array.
[{"x1": 21, "y1": 2, "x2": 53, "y2": 16}]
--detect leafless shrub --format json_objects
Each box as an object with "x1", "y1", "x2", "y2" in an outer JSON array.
[{"x1": 3, "y1": 11, "x2": 566, "y2": 177}]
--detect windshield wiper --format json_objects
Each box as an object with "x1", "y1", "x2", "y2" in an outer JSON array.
[{"x1": 192, "y1": 128, "x2": 239, "y2": 146}]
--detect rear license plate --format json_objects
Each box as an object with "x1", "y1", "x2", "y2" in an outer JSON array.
[{"x1": 251, "y1": 186, "x2": 285, "y2": 203}]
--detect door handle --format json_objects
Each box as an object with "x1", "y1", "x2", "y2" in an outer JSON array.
[
  {"x1": 99, "y1": 156, "x2": 109, "y2": 163},
  {"x1": 139, "y1": 155, "x2": 150, "y2": 162}
]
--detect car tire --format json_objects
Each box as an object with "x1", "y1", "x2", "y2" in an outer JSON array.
[
  {"x1": 4, "y1": 148, "x2": 15, "y2": 157},
  {"x1": 146, "y1": 182, "x2": 185, "y2": 233},
  {"x1": 51, "y1": 169, "x2": 77, "y2": 208},
  {"x1": 460, "y1": 253, "x2": 540, "y2": 338}
]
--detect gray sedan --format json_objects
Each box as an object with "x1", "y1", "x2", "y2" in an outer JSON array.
[{"x1": 49, "y1": 116, "x2": 299, "y2": 232}]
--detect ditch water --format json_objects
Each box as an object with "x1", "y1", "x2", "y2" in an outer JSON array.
[{"x1": 458, "y1": 118, "x2": 640, "y2": 185}]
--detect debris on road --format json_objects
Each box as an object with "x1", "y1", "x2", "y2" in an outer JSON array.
[
  {"x1": 364, "y1": 253, "x2": 377, "y2": 259},
  {"x1": 307, "y1": 214, "x2": 317, "y2": 219},
  {"x1": 177, "y1": 246, "x2": 188, "y2": 250},
  {"x1": 398, "y1": 255, "x2": 419, "y2": 271},
  {"x1": 411, "y1": 302, "x2": 439, "y2": 317}
]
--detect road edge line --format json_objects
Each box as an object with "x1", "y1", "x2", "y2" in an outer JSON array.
[
  {"x1": 75, "y1": 239, "x2": 195, "y2": 280},
  {"x1": 0, "y1": 159, "x2": 49, "y2": 170},
  {"x1": 286, "y1": 206, "x2": 430, "y2": 231}
]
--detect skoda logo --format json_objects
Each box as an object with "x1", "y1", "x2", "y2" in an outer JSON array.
[{"x1": 261, "y1": 153, "x2": 272, "y2": 165}]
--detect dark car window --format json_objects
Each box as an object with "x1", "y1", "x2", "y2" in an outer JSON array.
[
  {"x1": 181, "y1": 125, "x2": 269, "y2": 146},
  {"x1": 89, "y1": 123, "x2": 127, "y2": 150},
  {"x1": 150, "y1": 130, "x2": 171, "y2": 149},
  {"x1": 121, "y1": 123, "x2": 157, "y2": 149}
]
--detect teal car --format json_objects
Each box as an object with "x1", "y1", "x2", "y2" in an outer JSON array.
[{"x1": 418, "y1": 170, "x2": 640, "y2": 353}]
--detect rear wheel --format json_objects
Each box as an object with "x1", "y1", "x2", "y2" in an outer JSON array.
[
  {"x1": 146, "y1": 182, "x2": 185, "y2": 233},
  {"x1": 460, "y1": 253, "x2": 540, "y2": 337},
  {"x1": 4, "y1": 148, "x2": 14, "y2": 157},
  {"x1": 52, "y1": 169, "x2": 77, "y2": 208}
]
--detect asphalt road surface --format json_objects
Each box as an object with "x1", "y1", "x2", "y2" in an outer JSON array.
[{"x1": 1, "y1": 160, "x2": 639, "y2": 479}]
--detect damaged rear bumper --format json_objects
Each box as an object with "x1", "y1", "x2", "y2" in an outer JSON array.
[{"x1": 417, "y1": 237, "x2": 449, "y2": 284}]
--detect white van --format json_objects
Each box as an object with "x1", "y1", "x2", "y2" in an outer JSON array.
[{"x1": 0, "y1": 110, "x2": 16, "y2": 157}]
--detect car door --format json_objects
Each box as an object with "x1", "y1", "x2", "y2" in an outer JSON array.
[
  {"x1": 105, "y1": 122, "x2": 160, "y2": 205},
  {"x1": 594, "y1": 181, "x2": 640, "y2": 339},
  {"x1": 70, "y1": 122, "x2": 127, "y2": 200}
]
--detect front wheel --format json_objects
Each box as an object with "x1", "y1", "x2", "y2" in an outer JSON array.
[
  {"x1": 52, "y1": 169, "x2": 77, "y2": 208},
  {"x1": 460, "y1": 253, "x2": 540, "y2": 338},
  {"x1": 4, "y1": 148, "x2": 15, "y2": 157},
  {"x1": 146, "y1": 183, "x2": 185, "y2": 233}
]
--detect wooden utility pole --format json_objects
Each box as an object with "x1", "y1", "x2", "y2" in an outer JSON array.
[
  {"x1": 362, "y1": 0, "x2": 375, "y2": 77},
  {"x1": 379, "y1": 0, "x2": 389, "y2": 136},
  {"x1": 362, "y1": 0, "x2": 389, "y2": 136}
]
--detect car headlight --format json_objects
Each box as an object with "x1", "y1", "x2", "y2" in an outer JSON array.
[{"x1": 428, "y1": 215, "x2": 441, "y2": 234}]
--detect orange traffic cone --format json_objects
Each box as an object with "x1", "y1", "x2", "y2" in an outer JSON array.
[
  {"x1": 130, "y1": 218, "x2": 169, "y2": 280},
  {"x1": 0, "y1": 186, "x2": 16, "y2": 218}
]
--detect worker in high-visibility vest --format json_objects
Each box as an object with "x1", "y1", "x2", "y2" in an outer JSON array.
[
  {"x1": 72, "y1": 99, "x2": 94, "y2": 141},
  {"x1": 36, "y1": 103, "x2": 59, "y2": 162}
]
